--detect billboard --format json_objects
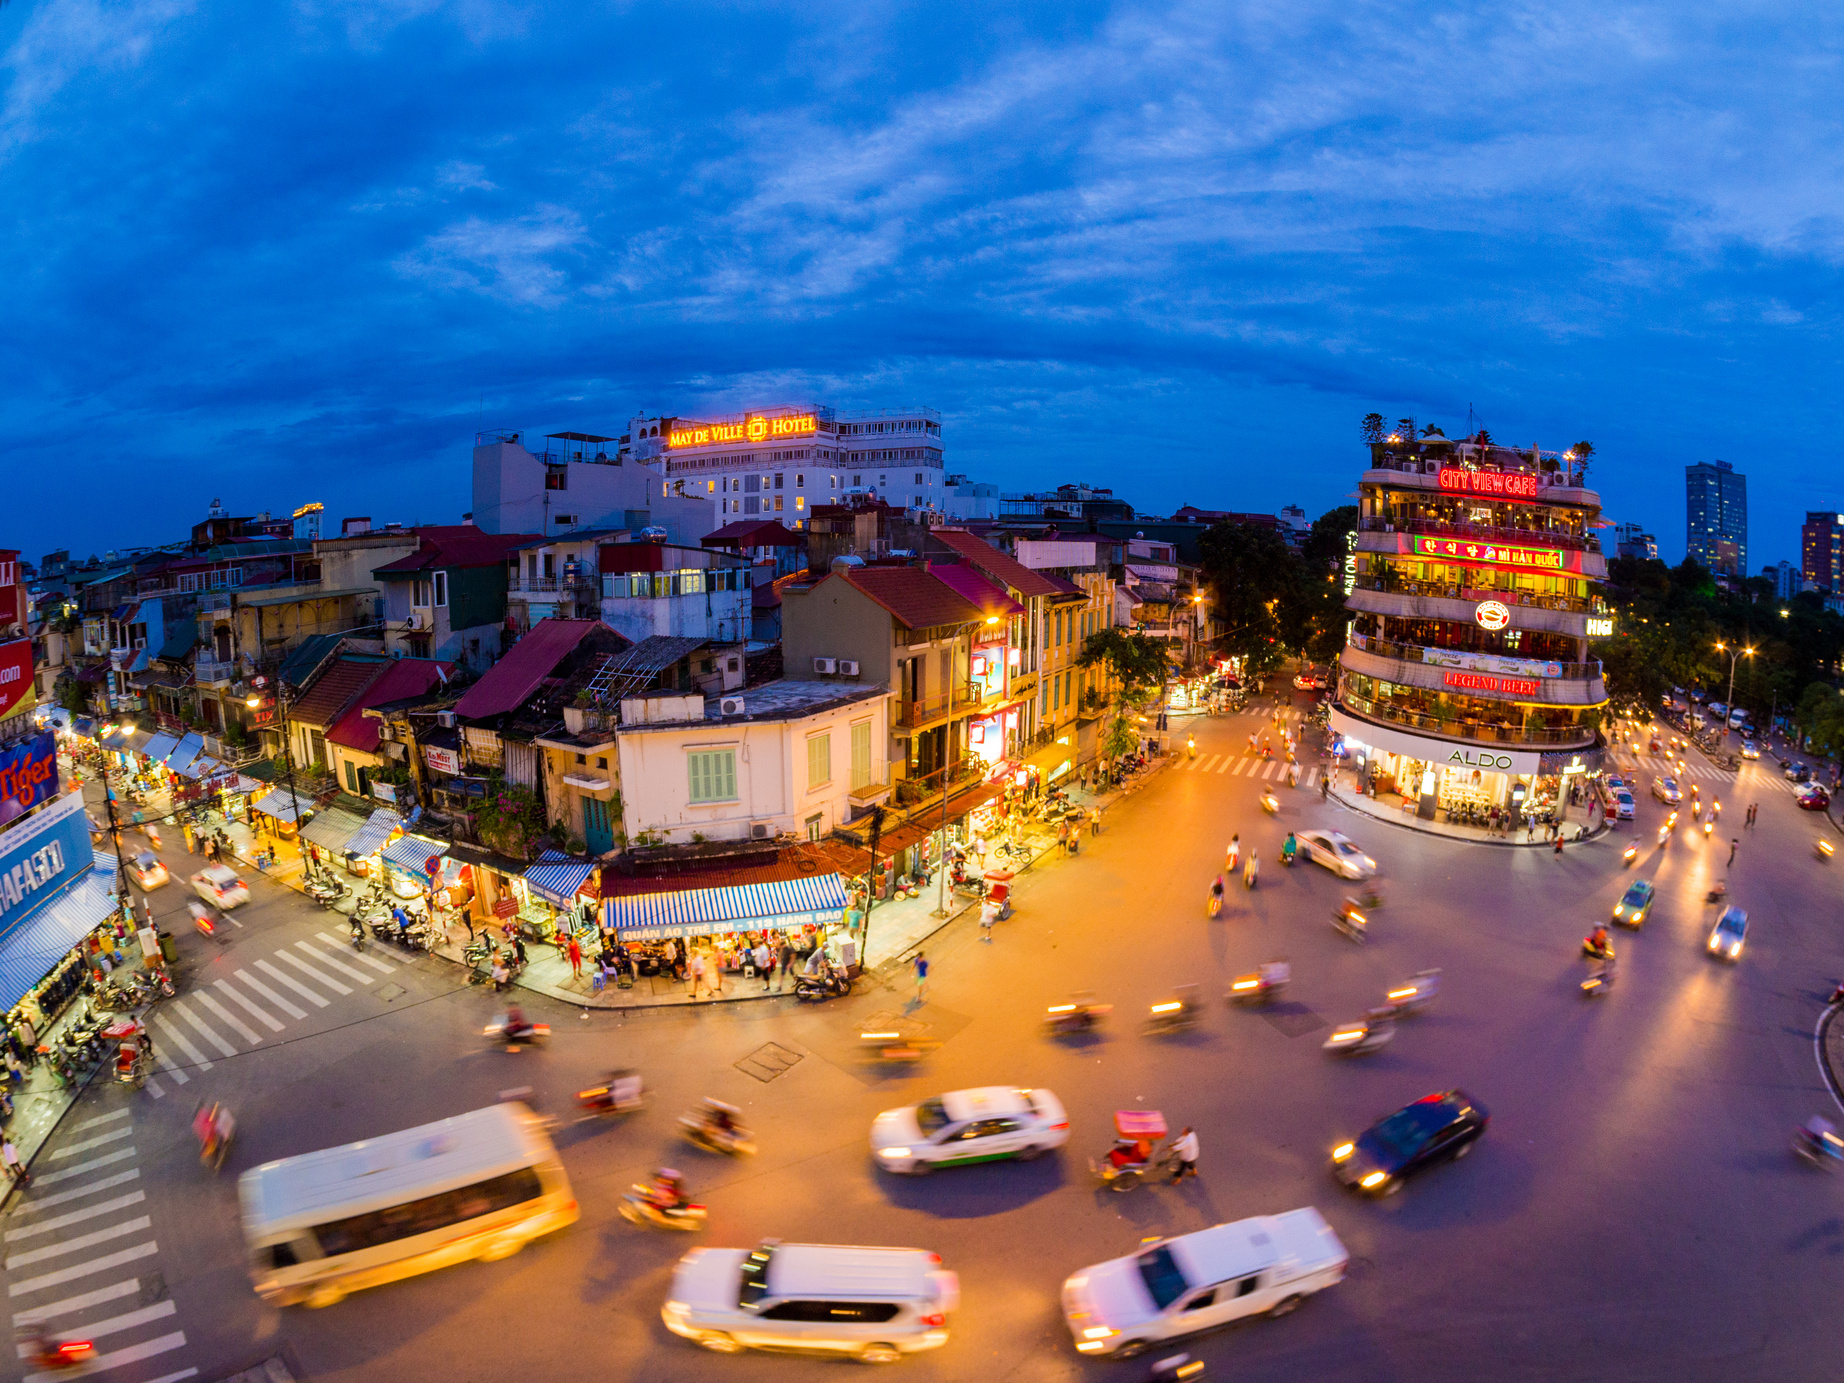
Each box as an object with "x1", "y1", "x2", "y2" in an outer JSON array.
[
  {"x1": 0, "y1": 732, "x2": 59, "y2": 832},
  {"x1": 0, "y1": 792, "x2": 95, "y2": 943},
  {"x1": 0, "y1": 640, "x2": 31, "y2": 721}
]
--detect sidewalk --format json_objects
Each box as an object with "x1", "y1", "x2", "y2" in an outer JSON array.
[{"x1": 1328, "y1": 775, "x2": 1608, "y2": 848}]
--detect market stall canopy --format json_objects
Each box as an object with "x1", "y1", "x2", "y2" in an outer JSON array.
[
  {"x1": 249, "y1": 786, "x2": 312, "y2": 823},
  {"x1": 343, "y1": 807, "x2": 404, "y2": 858},
  {"x1": 523, "y1": 851, "x2": 596, "y2": 907},
  {"x1": 123, "y1": 729, "x2": 155, "y2": 756},
  {"x1": 177, "y1": 755, "x2": 225, "y2": 782},
  {"x1": 163, "y1": 733, "x2": 207, "y2": 775},
  {"x1": 381, "y1": 833, "x2": 450, "y2": 874},
  {"x1": 605, "y1": 874, "x2": 847, "y2": 940},
  {"x1": 299, "y1": 806, "x2": 369, "y2": 853},
  {"x1": 0, "y1": 856, "x2": 119, "y2": 1012},
  {"x1": 141, "y1": 732, "x2": 178, "y2": 763},
  {"x1": 98, "y1": 726, "x2": 131, "y2": 750}
]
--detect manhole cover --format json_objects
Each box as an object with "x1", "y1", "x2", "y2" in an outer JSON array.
[
  {"x1": 736, "y1": 1042, "x2": 804, "y2": 1082},
  {"x1": 377, "y1": 984, "x2": 406, "y2": 1003},
  {"x1": 1260, "y1": 1003, "x2": 1328, "y2": 1039},
  {"x1": 138, "y1": 1271, "x2": 167, "y2": 1305}
]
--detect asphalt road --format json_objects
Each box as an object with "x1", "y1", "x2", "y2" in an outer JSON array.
[{"x1": 13, "y1": 699, "x2": 1844, "y2": 1383}]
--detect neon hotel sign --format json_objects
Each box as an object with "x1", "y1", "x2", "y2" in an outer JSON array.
[{"x1": 667, "y1": 414, "x2": 819, "y2": 449}]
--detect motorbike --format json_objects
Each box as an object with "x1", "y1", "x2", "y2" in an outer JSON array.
[
  {"x1": 1259, "y1": 790, "x2": 1279, "y2": 815},
  {"x1": 1580, "y1": 960, "x2": 1617, "y2": 998},
  {"x1": 1228, "y1": 963, "x2": 1289, "y2": 1006},
  {"x1": 1581, "y1": 934, "x2": 1615, "y2": 961},
  {"x1": 1622, "y1": 843, "x2": 1639, "y2": 866},
  {"x1": 577, "y1": 1070, "x2": 646, "y2": 1116},
  {"x1": 793, "y1": 970, "x2": 853, "y2": 1002},
  {"x1": 1795, "y1": 1123, "x2": 1844, "y2": 1169},
  {"x1": 858, "y1": 1030, "x2": 940, "y2": 1062},
  {"x1": 1143, "y1": 986, "x2": 1202, "y2": 1036},
  {"x1": 1819, "y1": 840, "x2": 1835, "y2": 862},
  {"x1": 1331, "y1": 901, "x2": 1368, "y2": 944},
  {"x1": 1382, "y1": 969, "x2": 1441, "y2": 1017},
  {"x1": 15, "y1": 1331, "x2": 96, "y2": 1372},
  {"x1": 1322, "y1": 1010, "x2": 1395, "y2": 1056},
  {"x1": 347, "y1": 916, "x2": 367, "y2": 951},
  {"x1": 1206, "y1": 884, "x2": 1223, "y2": 918},
  {"x1": 620, "y1": 1185, "x2": 707, "y2": 1231},
  {"x1": 1706, "y1": 881, "x2": 1729, "y2": 902},
  {"x1": 680, "y1": 1100, "x2": 756, "y2": 1157},
  {"x1": 1702, "y1": 819, "x2": 1713, "y2": 839},
  {"x1": 483, "y1": 1014, "x2": 550, "y2": 1049},
  {"x1": 189, "y1": 901, "x2": 224, "y2": 940},
  {"x1": 1044, "y1": 993, "x2": 1112, "y2": 1036},
  {"x1": 305, "y1": 876, "x2": 348, "y2": 907}
]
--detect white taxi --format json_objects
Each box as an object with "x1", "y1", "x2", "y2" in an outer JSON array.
[
  {"x1": 1295, "y1": 829, "x2": 1377, "y2": 880},
  {"x1": 191, "y1": 864, "x2": 251, "y2": 909},
  {"x1": 871, "y1": 1087, "x2": 1069, "y2": 1174}
]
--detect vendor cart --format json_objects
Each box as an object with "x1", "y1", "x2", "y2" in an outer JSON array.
[
  {"x1": 1088, "y1": 1109, "x2": 1169, "y2": 1192},
  {"x1": 982, "y1": 869, "x2": 1015, "y2": 921}
]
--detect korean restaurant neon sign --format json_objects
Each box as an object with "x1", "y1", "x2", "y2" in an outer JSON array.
[
  {"x1": 668, "y1": 414, "x2": 818, "y2": 448},
  {"x1": 1438, "y1": 467, "x2": 1540, "y2": 500},
  {"x1": 1410, "y1": 535, "x2": 1565, "y2": 572}
]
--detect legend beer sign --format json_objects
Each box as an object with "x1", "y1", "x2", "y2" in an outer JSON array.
[
  {"x1": 667, "y1": 413, "x2": 819, "y2": 448},
  {"x1": 1410, "y1": 535, "x2": 1565, "y2": 572},
  {"x1": 1438, "y1": 467, "x2": 1541, "y2": 500},
  {"x1": 1443, "y1": 671, "x2": 1541, "y2": 697}
]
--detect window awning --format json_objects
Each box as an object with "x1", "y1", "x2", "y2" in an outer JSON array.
[
  {"x1": 141, "y1": 733, "x2": 178, "y2": 762},
  {"x1": 300, "y1": 806, "x2": 369, "y2": 853},
  {"x1": 0, "y1": 864, "x2": 120, "y2": 1012},
  {"x1": 604, "y1": 874, "x2": 848, "y2": 940},
  {"x1": 523, "y1": 851, "x2": 596, "y2": 907},
  {"x1": 343, "y1": 808, "x2": 404, "y2": 858},
  {"x1": 249, "y1": 786, "x2": 311, "y2": 823},
  {"x1": 164, "y1": 733, "x2": 206, "y2": 774},
  {"x1": 381, "y1": 833, "x2": 450, "y2": 874}
]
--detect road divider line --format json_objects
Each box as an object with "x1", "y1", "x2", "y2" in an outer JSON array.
[
  {"x1": 8, "y1": 1242, "x2": 158, "y2": 1298},
  {"x1": 191, "y1": 991, "x2": 261, "y2": 1046},
  {"x1": 168, "y1": 1005, "x2": 238, "y2": 1058},
  {"x1": 274, "y1": 950, "x2": 352, "y2": 996},
  {"x1": 234, "y1": 969, "x2": 308, "y2": 1019},
  {"x1": 252, "y1": 960, "x2": 329, "y2": 1009},
  {"x1": 315, "y1": 933, "x2": 396, "y2": 974},
  {"x1": 14, "y1": 1299, "x2": 175, "y2": 1357},
  {"x1": 211, "y1": 980, "x2": 284, "y2": 1033},
  {"x1": 294, "y1": 941, "x2": 373, "y2": 986},
  {"x1": 1215, "y1": 757, "x2": 1232, "y2": 773},
  {"x1": 4, "y1": 1192, "x2": 146, "y2": 1243},
  {"x1": 7, "y1": 1171, "x2": 138, "y2": 1219},
  {"x1": 150, "y1": 1018, "x2": 213, "y2": 1072},
  {"x1": 10, "y1": 1277, "x2": 140, "y2": 1326},
  {"x1": 45, "y1": 1129, "x2": 133, "y2": 1162},
  {"x1": 69, "y1": 1111, "x2": 128, "y2": 1133},
  {"x1": 5, "y1": 1217, "x2": 152, "y2": 1271},
  {"x1": 29, "y1": 1150, "x2": 135, "y2": 1188}
]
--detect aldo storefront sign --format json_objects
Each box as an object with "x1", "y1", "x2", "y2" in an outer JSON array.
[{"x1": 1329, "y1": 706, "x2": 1545, "y2": 776}]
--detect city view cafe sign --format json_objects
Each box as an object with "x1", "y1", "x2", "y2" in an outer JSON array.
[{"x1": 666, "y1": 413, "x2": 819, "y2": 449}]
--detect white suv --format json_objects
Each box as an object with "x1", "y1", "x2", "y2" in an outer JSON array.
[
  {"x1": 665, "y1": 1242, "x2": 957, "y2": 1363},
  {"x1": 871, "y1": 1087, "x2": 1069, "y2": 1174}
]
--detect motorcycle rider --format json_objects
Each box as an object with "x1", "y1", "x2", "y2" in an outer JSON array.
[
  {"x1": 502, "y1": 1004, "x2": 533, "y2": 1042},
  {"x1": 1281, "y1": 832, "x2": 1298, "y2": 866},
  {"x1": 644, "y1": 1167, "x2": 691, "y2": 1214},
  {"x1": 1587, "y1": 924, "x2": 1612, "y2": 958}
]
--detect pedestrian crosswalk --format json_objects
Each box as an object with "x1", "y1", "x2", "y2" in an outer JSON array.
[
  {"x1": 1184, "y1": 753, "x2": 1319, "y2": 786},
  {"x1": 137, "y1": 930, "x2": 414, "y2": 1097},
  {"x1": 6, "y1": 1112, "x2": 194, "y2": 1383}
]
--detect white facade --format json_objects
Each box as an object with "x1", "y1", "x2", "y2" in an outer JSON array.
[
  {"x1": 616, "y1": 682, "x2": 890, "y2": 847},
  {"x1": 628, "y1": 406, "x2": 947, "y2": 521}
]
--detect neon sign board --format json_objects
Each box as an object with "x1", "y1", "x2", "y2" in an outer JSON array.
[
  {"x1": 1474, "y1": 600, "x2": 1511, "y2": 631},
  {"x1": 1444, "y1": 671, "x2": 1540, "y2": 696},
  {"x1": 1411, "y1": 535, "x2": 1564, "y2": 572},
  {"x1": 1438, "y1": 467, "x2": 1540, "y2": 500},
  {"x1": 667, "y1": 414, "x2": 818, "y2": 449}
]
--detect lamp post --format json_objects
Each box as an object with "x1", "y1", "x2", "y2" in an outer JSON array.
[{"x1": 1714, "y1": 641, "x2": 1754, "y2": 738}]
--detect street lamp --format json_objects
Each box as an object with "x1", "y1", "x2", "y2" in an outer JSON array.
[{"x1": 1714, "y1": 642, "x2": 1754, "y2": 732}]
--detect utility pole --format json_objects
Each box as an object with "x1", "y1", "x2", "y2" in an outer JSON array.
[
  {"x1": 859, "y1": 803, "x2": 887, "y2": 968},
  {"x1": 249, "y1": 674, "x2": 307, "y2": 876}
]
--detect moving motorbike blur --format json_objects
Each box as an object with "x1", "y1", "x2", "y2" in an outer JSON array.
[
  {"x1": 1228, "y1": 961, "x2": 1289, "y2": 1006},
  {"x1": 1143, "y1": 986, "x2": 1202, "y2": 1035},
  {"x1": 483, "y1": 1013, "x2": 549, "y2": 1049},
  {"x1": 1382, "y1": 969, "x2": 1440, "y2": 1017},
  {"x1": 1322, "y1": 1011, "x2": 1394, "y2": 1055},
  {"x1": 619, "y1": 1184, "x2": 707, "y2": 1231},
  {"x1": 1044, "y1": 994, "x2": 1112, "y2": 1036},
  {"x1": 680, "y1": 1098, "x2": 756, "y2": 1156},
  {"x1": 1331, "y1": 900, "x2": 1368, "y2": 944},
  {"x1": 577, "y1": 1069, "x2": 645, "y2": 1116}
]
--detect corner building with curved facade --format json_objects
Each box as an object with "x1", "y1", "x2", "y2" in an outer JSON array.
[{"x1": 1332, "y1": 433, "x2": 1609, "y2": 823}]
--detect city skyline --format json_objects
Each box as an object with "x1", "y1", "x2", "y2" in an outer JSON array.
[{"x1": 4, "y1": 3, "x2": 1838, "y2": 563}]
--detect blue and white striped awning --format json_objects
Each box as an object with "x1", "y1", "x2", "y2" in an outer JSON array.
[
  {"x1": 164, "y1": 733, "x2": 206, "y2": 774},
  {"x1": 523, "y1": 851, "x2": 596, "y2": 908},
  {"x1": 250, "y1": 786, "x2": 311, "y2": 823},
  {"x1": 141, "y1": 733, "x2": 178, "y2": 763},
  {"x1": 0, "y1": 864, "x2": 120, "y2": 1013},
  {"x1": 381, "y1": 833, "x2": 450, "y2": 875},
  {"x1": 604, "y1": 874, "x2": 848, "y2": 940},
  {"x1": 343, "y1": 808, "x2": 404, "y2": 859}
]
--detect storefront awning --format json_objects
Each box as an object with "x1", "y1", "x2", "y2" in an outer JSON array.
[
  {"x1": 73, "y1": 717, "x2": 96, "y2": 738},
  {"x1": 0, "y1": 865, "x2": 120, "y2": 1012},
  {"x1": 177, "y1": 755, "x2": 225, "y2": 782},
  {"x1": 99, "y1": 727, "x2": 131, "y2": 750},
  {"x1": 123, "y1": 729, "x2": 155, "y2": 756},
  {"x1": 605, "y1": 874, "x2": 848, "y2": 939},
  {"x1": 164, "y1": 733, "x2": 207, "y2": 775},
  {"x1": 381, "y1": 833, "x2": 450, "y2": 875},
  {"x1": 523, "y1": 851, "x2": 596, "y2": 907},
  {"x1": 300, "y1": 806, "x2": 368, "y2": 852},
  {"x1": 343, "y1": 808, "x2": 404, "y2": 858},
  {"x1": 249, "y1": 786, "x2": 311, "y2": 823},
  {"x1": 1025, "y1": 739, "x2": 1075, "y2": 776},
  {"x1": 141, "y1": 732, "x2": 178, "y2": 763}
]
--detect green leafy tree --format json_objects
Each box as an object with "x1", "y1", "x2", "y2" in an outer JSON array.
[
  {"x1": 1078, "y1": 629, "x2": 1169, "y2": 763},
  {"x1": 1198, "y1": 520, "x2": 1299, "y2": 675},
  {"x1": 1293, "y1": 505, "x2": 1359, "y2": 666},
  {"x1": 1360, "y1": 413, "x2": 1385, "y2": 445},
  {"x1": 1394, "y1": 417, "x2": 1416, "y2": 444}
]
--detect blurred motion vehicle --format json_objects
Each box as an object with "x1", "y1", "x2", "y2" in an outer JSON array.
[
  {"x1": 1741, "y1": 740, "x2": 1760, "y2": 759},
  {"x1": 129, "y1": 851, "x2": 169, "y2": 890},
  {"x1": 872, "y1": 1087, "x2": 1069, "y2": 1174},
  {"x1": 1797, "y1": 784, "x2": 1831, "y2": 811},
  {"x1": 191, "y1": 864, "x2": 250, "y2": 909},
  {"x1": 1651, "y1": 777, "x2": 1681, "y2": 805},
  {"x1": 1707, "y1": 907, "x2": 1748, "y2": 961},
  {"x1": 1295, "y1": 830, "x2": 1376, "y2": 880},
  {"x1": 663, "y1": 1241, "x2": 958, "y2": 1362},
  {"x1": 238, "y1": 1102, "x2": 576, "y2": 1307},
  {"x1": 1612, "y1": 880, "x2": 1654, "y2": 927},
  {"x1": 1061, "y1": 1209, "x2": 1347, "y2": 1357},
  {"x1": 1331, "y1": 1091, "x2": 1488, "y2": 1196}
]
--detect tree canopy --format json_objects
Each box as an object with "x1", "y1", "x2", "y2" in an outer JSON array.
[{"x1": 1195, "y1": 506, "x2": 1357, "y2": 672}]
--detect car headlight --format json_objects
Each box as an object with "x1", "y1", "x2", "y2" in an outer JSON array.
[
  {"x1": 1729, "y1": 943, "x2": 1742, "y2": 957},
  {"x1": 664, "y1": 1300, "x2": 689, "y2": 1318},
  {"x1": 1332, "y1": 1143, "x2": 1355, "y2": 1161},
  {"x1": 1082, "y1": 1326, "x2": 1117, "y2": 1340},
  {"x1": 879, "y1": 1147, "x2": 912, "y2": 1159},
  {"x1": 1360, "y1": 1171, "x2": 1389, "y2": 1189}
]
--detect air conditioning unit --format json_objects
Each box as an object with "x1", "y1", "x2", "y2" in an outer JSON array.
[
  {"x1": 837, "y1": 659, "x2": 860, "y2": 676},
  {"x1": 436, "y1": 710, "x2": 457, "y2": 728},
  {"x1": 719, "y1": 696, "x2": 747, "y2": 717},
  {"x1": 405, "y1": 610, "x2": 425, "y2": 630},
  {"x1": 750, "y1": 822, "x2": 773, "y2": 840},
  {"x1": 813, "y1": 657, "x2": 837, "y2": 674}
]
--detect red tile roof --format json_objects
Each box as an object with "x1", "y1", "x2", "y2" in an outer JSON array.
[
  {"x1": 836, "y1": 566, "x2": 983, "y2": 631},
  {"x1": 928, "y1": 527, "x2": 1061, "y2": 598},
  {"x1": 929, "y1": 563, "x2": 1025, "y2": 619},
  {"x1": 326, "y1": 659, "x2": 454, "y2": 752},
  {"x1": 372, "y1": 526, "x2": 539, "y2": 575},
  {"x1": 289, "y1": 657, "x2": 389, "y2": 728},
  {"x1": 703, "y1": 520, "x2": 805, "y2": 548},
  {"x1": 452, "y1": 617, "x2": 626, "y2": 721}
]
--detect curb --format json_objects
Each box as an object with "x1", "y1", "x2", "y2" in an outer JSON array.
[{"x1": 1326, "y1": 785, "x2": 1608, "y2": 849}]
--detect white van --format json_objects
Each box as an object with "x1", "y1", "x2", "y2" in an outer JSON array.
[
  {"x1": 1062, "y1": 1208, "x2": 1347, "y2": 1357},
  {"x1": 239, "y1": 1103, "x2": 577, "y2": 1307},
  {"x1": 664, "y1": 1240, "x2": 959, "y2": 1363}
]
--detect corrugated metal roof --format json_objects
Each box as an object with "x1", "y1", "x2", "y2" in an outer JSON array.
[
  {"x1": 289, "y1": 657, "x2": 388, "y2": 728},
  {"x1": 604, "y1": 874, "x2": 848, "y2": 938},
  {"x1": 300, "y1": 806, "x2": 368, "y2": 851},
  {"x1": 250, "y1": 786, "x2": 311, "y2": 823},
  {"x1": 382, "y1": 833, "x2": 450, "y2": 873},
  {"x1": 343, "y1": 808, "x2": 404, "y2": 858},
  {"x1": 453, "y1": 618, "x2": 625, "y2": 721}
]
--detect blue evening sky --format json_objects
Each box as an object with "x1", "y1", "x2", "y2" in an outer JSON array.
[{"x1": 2, "y1": 1, "x2": 1837, "y2": 567}]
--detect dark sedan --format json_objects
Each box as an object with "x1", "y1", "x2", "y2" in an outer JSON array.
[{"x1": 1331, "y1": 1090, "x2": 1489, "y2": 1196}]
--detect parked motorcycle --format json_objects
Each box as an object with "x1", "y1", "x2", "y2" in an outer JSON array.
[{"x1": 793, "y1": 970, "x2": 852, "y2": 1002}]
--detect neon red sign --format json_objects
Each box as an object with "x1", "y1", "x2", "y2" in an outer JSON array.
[
  {"x1": 1444, "y1": 671, "x2": 1540, "y2": 696},
  {"x1": 1439, "y1": 467, "x2": 1539, "y2": 500}
]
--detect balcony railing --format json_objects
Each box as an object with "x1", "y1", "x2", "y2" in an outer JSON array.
[
  {"x1": 1349, "y1": 632, "x2": 1602, "y2": 681},
  {"x1": 1362, "y1": 516, "x2": 1600, "y2": 555},
  {"x1": 893, "y1": 682, "x2": 983, "y2": 729},
  {"x1": 194, "y1": 657, "x2": 238, "y2": 685},
  {"x1": 1366, "y1": 455, "x2": 1590, "y2": 490},
  {"x1": 1353, "y1": 576, "x2": 1607, "y2": 617},
  {"x1": 510, "y1": 574, "x2": 599, "y2": 594},
  {"x1": 1339, "y1": 691, "x2": 1597, "y2": 748}
]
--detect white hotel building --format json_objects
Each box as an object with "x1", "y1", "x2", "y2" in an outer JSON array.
[{"x1": 621, "y1": 406, "x2": 946, "y2": 523}]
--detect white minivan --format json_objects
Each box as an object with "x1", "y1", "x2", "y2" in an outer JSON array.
[
  {"x1": 1062, "y1": 1208, "x2": 1347, "y2": 1357},
  {"x1": 665, "y1": 1241, "x2": 958, "y2": 1363}
]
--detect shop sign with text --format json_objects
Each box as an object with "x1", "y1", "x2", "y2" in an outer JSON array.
[
  {"x1": 1444, "y1": 671, "x2": 1541, "y2": 696},
  {"x1": 667, "y1": 413, "x2": 818, "y2": 448},
  {"x1": 0, "y1": 732, "x2": 59, "y2": 825},
  {"x1": 1437, "y1": 467, "x2": 1540, "y2": 500},
  {"x1": 424, "y1": 744, "x2": 462, "y2": 775},
  {"x1": 1412, "y1": 535, "x2": 1566, "y2": 572},
  {"x1": 0, "y1": 640, "x2": 31, "y2": 721},
  {"x1": 0, "y1": 793, "x2": 94, "y2": 939}
]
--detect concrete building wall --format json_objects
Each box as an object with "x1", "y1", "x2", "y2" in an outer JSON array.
[
  {"x1": 780, "y1": 579, "x2": 897, "y2": 689},
  {"x1": 472, "y1": 439, "x2": 716, "y2": 544}
]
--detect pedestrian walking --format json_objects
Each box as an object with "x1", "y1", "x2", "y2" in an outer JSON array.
[
  {"x1": 1320, "y1": 774, "x2": 1329, "y2": 801},
  {"x1": 1169, "y1": 1126, "x2": 1200, "y2": 1182},
  {"x1": 1728, "y1": 837, "x2": 1739, "y2": 866},
  {"x1": 971, "y1": 833, "x2": 986, "y2": 867},
  {"x1": 491, "y1": 958, "x2": 510, "y2": 993},
  {"x1": 778, "y1": 939, "x2": 795, "y2": 990},
  {"x1": 1553, "y1": 835, "x2": 1564, "y2": 855},
  {"x1": 566, "y1": 934, "x2": 583, "y2": 979},
  {"x1": 979, "y1": 902, "x2": 995, "y2": 942},
  {"x1": 913, "y1": 951, "x2": 929, "y2": 1003},
  {"x1": 1287, "y1": 761, "x2": 1299, "y2": 788},
  {"x1": 688, "y1": 951, "x2": 708, "y2": 1000},
  {"x1": 754, "y1": 940, "x2": 773, "y2": 989},
  {"x1": 2, "y1": 1139, "x2": 26, "y2": 1188}
]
